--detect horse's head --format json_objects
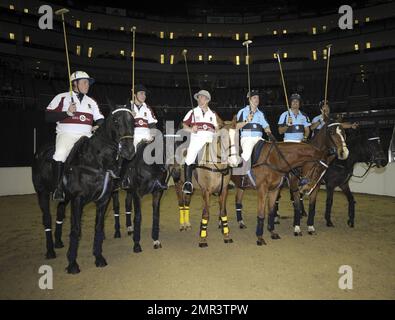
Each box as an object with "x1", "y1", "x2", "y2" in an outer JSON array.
[
  {"x1": 297, "y1": 158, "x2": 329, "y2": 195},
  {"x1": 324, "y1": 120, "x2": 349, "y2": 160},
  {"x1": 108, "y1": 105, "x2": 135, "y2": 160},
  {"x1": 365, "y1": 129, "x2": 388, "y2": 168},
  {"x1": 122, "y1": 142, "x2": 168, "y2": 193}
]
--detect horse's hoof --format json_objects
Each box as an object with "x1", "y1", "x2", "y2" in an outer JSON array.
[
  {"x1": 256, "y1": 239, "x2": 267, "y2": 246},
  {"x1": 185, "y1": 225, "x2": 192, "y2": 231},
  {"x1": 54, "y1": 240, "x2": 64, "y2": 249},
  {"x1": 95, "y1": 255, "x2": 108, "y2": 268},
  {"x1": 239, "y1": 222, "x2": 247, "y2": 229},
  {"x1": 294, "y1": 232, "x2": 303, "y2": 237},
  {"x1": 153, "y1": 241, "x2": 162, "y2": 249},
  {"x1": 199, "y1": 242, "x2": 208, "y2": 248},
  {"x1": 46, "y1": 250, "x2": 56, "y2": 259},
  {"x1": 308, "y1": 231, "x2": 316, "y2": 235},
  {"x1": 326, "y1": 221, "x2": 335, "y2": 227},
  {"x1": 114, "y1": 231, "x2": 121, "y2": 238},
  {"x1": 347, "y1": 220, "x2": 354, "y2": 228},
  {"x1": 127, "y1": 231, "x2": 133, "y2": 236},
  {"x1": 271, "y1": 233, "x2": 281, "y2": 240},
  {"x1": 66, "y1": 262, "x2": 80, "y2": 274},
  {"x1": 133, "y1": 244, "x2": 142, "y2": 253},
  {"x1": 224, "y1": 238, "x2": 233, "y2": 244}
]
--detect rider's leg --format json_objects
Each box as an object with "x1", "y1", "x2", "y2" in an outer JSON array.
[{"x1": 52, "y1": 133, "x2": 83, "y2": 201}]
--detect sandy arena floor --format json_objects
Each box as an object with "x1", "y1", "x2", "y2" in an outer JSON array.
[{"x1": 0, "y1": 187, "x2": 394, "y2": 299}]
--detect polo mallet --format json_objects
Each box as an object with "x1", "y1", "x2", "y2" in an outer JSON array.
[
  {"x1": 131, "y1": 26, "x2": 137, "y2": 103},
  {"x1": 276, "y1": 50, "x2": 291, "y2": 117},
  {"x1": 324, "y1": 44, "x2": 332, "y2": 105},
  {"x1": 182, "y1": 49, "x2": 194, "y2": 108},
  {"x1": 242, "y1": 40, "x2": 253, "y2": 98},
  {"x1": 55, "y1": 8, "x2": 73, "y2": 102}
]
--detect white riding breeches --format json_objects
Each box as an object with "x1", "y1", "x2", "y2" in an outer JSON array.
[
  {"x1": 134, "y1": 133, "x2": 151, "y2": 148},
  {"x1": 53, "y1": 132, "x2": 86, "y2": 162},
  {"x1": 240, "y1": 136, "x2": 263, "y2": 162},
  {"x1": 185, "y1": 133, "x2": 214, "y2": 165}
]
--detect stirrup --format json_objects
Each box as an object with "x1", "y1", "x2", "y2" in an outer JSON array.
[{"x1": 182, "y1": 181, "x2": 193, "y2": 194}]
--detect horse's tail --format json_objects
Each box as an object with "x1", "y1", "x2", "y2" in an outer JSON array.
[{"x1": 32, "y1": 143, "x2": 55, "y2": 192}]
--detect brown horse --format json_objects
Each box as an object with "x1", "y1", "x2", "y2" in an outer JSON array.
[
  {"x1": 170, "y1": 122, "x2": 235, "y2": 247},
  {"x1": 230, "y1": 120, "x2": 348, "y2": 244}
]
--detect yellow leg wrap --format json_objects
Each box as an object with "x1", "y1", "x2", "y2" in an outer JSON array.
[
  {"x1": 200, "y1": 230, "x2": 207, "y2": 238},
  {"x1": 202, "y1": 218, "x2": 208, "y2": 224},
  {"x1": 223, "y1": 227, "x2": 229, "y2": 234},
  {"x1": 179, "y1": 207, "x2": 185, "y2": 225},
  {"x1": 221, "y1": 216, "x2": 228, "y2": 222},
  {"x1": 184, "y1": 207, "x2": 190, "y2": 224}
]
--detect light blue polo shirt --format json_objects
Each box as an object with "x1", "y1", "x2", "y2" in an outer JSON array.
[
  {"x1": 237, "y1": 106, "x2": 269, "y2": 138},
  {"x1": 278, "y1": 110, "x2": 311, "y2": 142}
]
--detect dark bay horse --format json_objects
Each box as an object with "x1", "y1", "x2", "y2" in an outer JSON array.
[
  {"x1": 111, "y1": 140, "x2": 168, "y2": 252},
  {"x1": 292, "y1": 127, "x2": 387, "y2": 231},
  {"x1": 32, "y1": 106, "x2": 135, "y2": 274}
]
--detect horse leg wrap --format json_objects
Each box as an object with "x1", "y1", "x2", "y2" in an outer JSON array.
[
  {"x1": 256, "y1": 216, "x2": 264, "y2": 237},
  {"x1": 236, "y1": 203, "x2": 243, "y2": 222},
  {"x1": 200, "y1": 218, "x2": 208, "y2": 238},
  {"x1": 221, "y1": 216, "x2": 229, "y2": 235},
  {"x1": 179, "y1": 206, "x2": 185, "y2": 225},
  {"x1": 184, "y1": 206, "x2": 190, "y2": 225}
]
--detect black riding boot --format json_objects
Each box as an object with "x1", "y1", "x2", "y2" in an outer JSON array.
[
  {"x1": 52, "y1": 160, "x2": 65, "y2": 201},
  {"x1": 182, "y1": 164, "x2": 194, "y2": 194}
]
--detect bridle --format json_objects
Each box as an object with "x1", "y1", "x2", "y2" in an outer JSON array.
[
  {"x1": 111, "y1": 108, "x2": 135, "y2": 160},
  {"x1": 112, "y1": 108, "x2": 135, "y2": 143},
  {"x1": 326, "y1": 122, "x2": 347, "y2": 157}
]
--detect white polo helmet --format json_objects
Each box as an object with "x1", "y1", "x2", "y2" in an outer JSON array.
[{"x1": 70, "y1": 71, "x2": 95, "y2": 85}]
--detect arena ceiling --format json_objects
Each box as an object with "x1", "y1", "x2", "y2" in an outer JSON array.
[{"x1": 49, "y1": 0, "x2": 388, "y2": 18}]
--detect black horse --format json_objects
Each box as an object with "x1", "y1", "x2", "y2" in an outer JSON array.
[
  {"x1": 111, "y1": 139, "x2": 168, "y2": 252},
  {"x1": 323, "y1": 128, "x2": 387, "y2": 227},
  {"x1": 291, "y1": 127, "x2": 388, "y2": 231},
  {"x1": 32, "y1": 106, "x2": 135, "y2": 274}
]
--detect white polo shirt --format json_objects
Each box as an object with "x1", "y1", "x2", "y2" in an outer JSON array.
[
  {"x1": 132, "y1": 102, "x2": 158, "y2": 136},
  {"x1": 183, "y1": 106, "x2": 218, "y2": 140},
  {"x1": 46, "y1": 91, "x2": 104, "y2": 136}
]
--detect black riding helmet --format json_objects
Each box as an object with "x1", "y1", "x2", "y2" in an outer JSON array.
[{"x1": 290, "y1": 93, "x2": 302, "y2": 104}]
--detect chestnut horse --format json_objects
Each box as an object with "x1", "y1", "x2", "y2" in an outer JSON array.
[{"x1": 230, "y1": 120, "x2": 348, "y2": 244}]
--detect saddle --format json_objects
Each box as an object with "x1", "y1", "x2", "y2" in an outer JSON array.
[{"x1": 251, "y1": 140, "x2": 266, "y2": 166}]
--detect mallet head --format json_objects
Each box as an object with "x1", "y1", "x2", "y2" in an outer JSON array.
[
  {"x1": 242, "y1": 40, "x2": 253, "y2": 47},
  {"x1": 55, "y1": 8, "x2": 70, "y2": 15},
  {"x1": 182, "y1": 49, "x2": 188, "y2": 56}
]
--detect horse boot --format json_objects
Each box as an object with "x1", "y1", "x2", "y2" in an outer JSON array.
[
  {"x1": 52, "y1": 160, "x2": 65, "y2": 201},
  {"x1": 182, "y1": 164, "x2": 194, "y2": 194}
]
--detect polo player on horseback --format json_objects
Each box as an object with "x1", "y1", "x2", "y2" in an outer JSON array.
[
  {"x1": 278, "y1": 93, "x2": 310, "y2": 142},
  {"x1": 182, "y1": 90, "x2": 219, "y2": 194},
  {"x1": 311, "y1": 100, "x2": 359, "y2": 136},
  {"x1": 45, "y1": 71, "x2": 104, "y2": 201},
  {"x1": 126, "y1": 84, "x2": 158, "y2": 148},
  {"x1": 235, "y1": 89, "x2": 272, "y2": 163}
]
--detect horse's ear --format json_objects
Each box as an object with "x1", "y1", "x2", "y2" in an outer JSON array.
[
  {"x1": 227, "y1": 115, "x2": 237, "y2": 129},
  {"x1": 106, "y1": 97, "x2": 115, "y2": 113},
  {"x1": 335, "y1": 114, "x2": 343, "y2": 123},
  {"x1": 215, "y1": 113, "x2": 225, "y2": 129}
]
